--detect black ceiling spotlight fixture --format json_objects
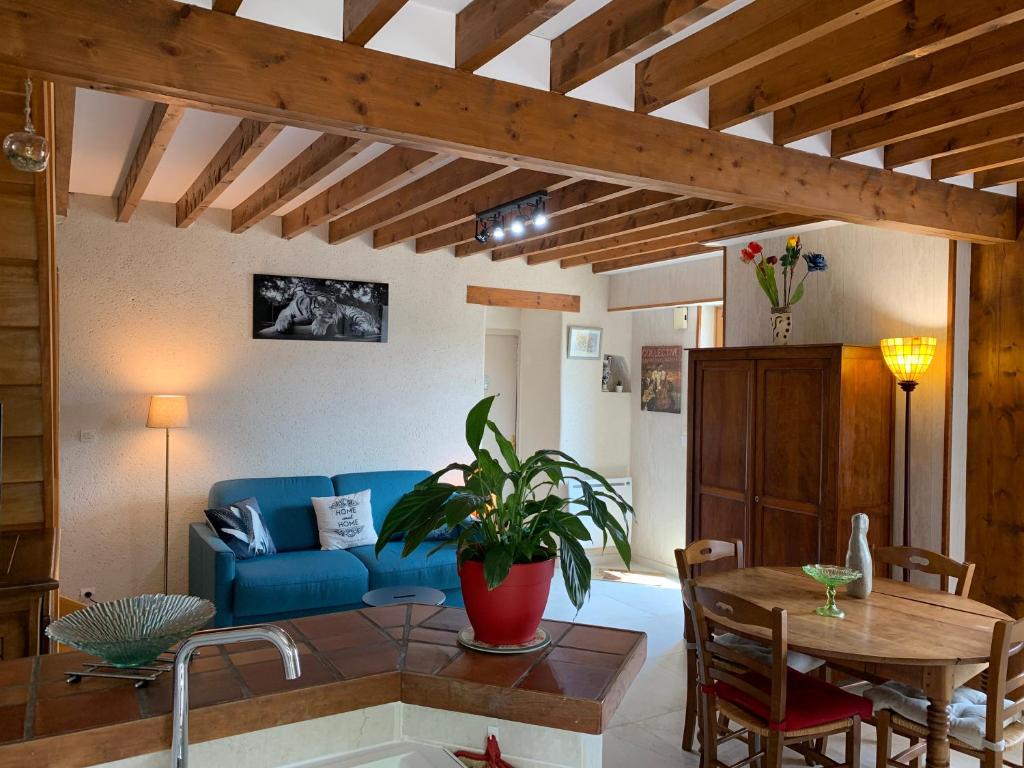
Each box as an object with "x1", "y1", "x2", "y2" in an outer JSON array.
[{"x1": 473, "y1": 191, "x2": 548, "y2": 245}]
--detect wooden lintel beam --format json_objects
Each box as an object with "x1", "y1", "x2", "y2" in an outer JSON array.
[
  {"x1": 454, "y1": 180, "x2": 630, "y2": 257},
  {"x1": 114, "y1": 101, "x2": 184, "y2": 223},
  {"x1": 421, "y1": 187, "x2": 675, "y2": 254},
  {"x1": 581, "y1": 213, "x2": 818, "y2": 271},
  {"x1": 832, "y1": 72, "x2": 1024, "y2": 158},
  {"x1": 344, "y1": 0, "x2": 409, "y2": 46},
  {"x1": 466, "y1": 285, "x2": 580, "y2": 312},
  {"x1": 710, "y1": 0, "x2": 1024, "y2": 131},
  {"x1": 975, "y1": 161, "x2": 1024, "y2": 189},
  {"x1": 212, "y1": 0, "x2": 243, "y2": 13},
  {"x1": 551, "y1": 0, "x2": 727, "y2": 94},
  {"x1": 508, "y1": 197, "x2": 731, "y2": 264},
  {"x1": 5, "y1": 0, "x2": 1015, "y2": 243},
  {"x1": 281, "y1": 146, "x2": 448, "y2": 239},
  {"x1": 883, "y1": 106, "x2": 1024, "y2": 169},
  {"x1": 590, "y1": 244, "x2": 721, "y2": 274},
  {"x1": 456, "y1": 0, "x2": 572, "y2": 72},
  {"x1": 635, "y1": 0, "x2": 895, "y2": 114},
  {"x1": 932, "y1": 138, "x2": 1024, "y2": 180},
  {"x1": 774, "y1": 20, "x2": 1024, "y2": 145},
  {"x1": 374, "y1": 168, "x2": 568, "y2": 248},
  {"x1": 231, "y1": 135, "x2": 370, "y2": 234},
  {"x1": 176, "y1": 118, "x2": 282, "y2": 228},
  {"x1": 531, "y1": 206, "x2": 771, "y2": 266},
  {"x1": 52, "y1": 82, "x2": 74, "y2": 218},
  {"x1": 329, "y1": 158, "x2": 513, "y2": 244}
]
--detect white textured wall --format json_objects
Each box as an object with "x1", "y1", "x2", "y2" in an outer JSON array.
[
  {"x1": 607, "y1": 254, "x2": 723, "y2": 310},
  {"x1": 628, "y1": 309, "x2": 697, "y2": 571},
  {"x1": 56, "y1": 195, "x2": 630, "y2": 599},
  {"x1": 725, "y1": 223, "x2": 950, "y2": 557}
]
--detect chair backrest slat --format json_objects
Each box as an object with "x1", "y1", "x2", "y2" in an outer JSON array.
[
  {"x1": 676, "y1": 539, "x2": 744, "y2": 642},
  {"x1": 873, "y1": 546, "x2": 975, "y2": 596},
  {"x1": 985, "y1": 617, "x2": 1024, "y2": 744},
  {"x1": 684, "y1": 580, "x2": 789, "y2": 725}
]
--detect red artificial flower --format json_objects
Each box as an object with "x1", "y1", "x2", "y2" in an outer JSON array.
[
  {"x1": 740, "y1": 247, "x2": 755, "y2": 263},
  {"x1": 766, "y1": 255, "x2": 778, "y2": 265},
  {"x1": 747, "y1": 241, "x2": 763, "y2": 255}
]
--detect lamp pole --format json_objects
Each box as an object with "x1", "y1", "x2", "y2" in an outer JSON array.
[
  {"x1": 899, "y1": 380, "x2": 916, "y2": 580},
  {"x1": 163, "y1": 426, "x2": 170, "y2": 594}
]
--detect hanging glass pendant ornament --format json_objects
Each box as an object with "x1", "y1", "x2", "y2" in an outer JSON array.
[{"x1": 3, "y1": 79, "x2": 49, "y2": 173}]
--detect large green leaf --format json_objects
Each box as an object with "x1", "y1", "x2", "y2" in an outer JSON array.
[
  {"x1": 375, "y1": 483, "x2": 454, "y2": 554},
  {"x1": 790, "y1": 282, "x2": 805, "y2": 305},
  {"x1": 559, "y1": 535, "x2": 591, "y2": 610},
  {"x1": 486, "y1": 419, "x2": 521, "y2": 471},
  {"x1": 465, "y1": 397, "x2": 495, "y2": 455},
  {"x1": 483, "y1": 544, "x2": 514, "y2": 590}
]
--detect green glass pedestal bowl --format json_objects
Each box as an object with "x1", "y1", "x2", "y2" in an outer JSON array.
[
  {"x1": 46, "y1": 594, "x2": 215, "y2": 668},
  {"x1": 801, "y1": 565, "x2": 862, "y2": 619}
]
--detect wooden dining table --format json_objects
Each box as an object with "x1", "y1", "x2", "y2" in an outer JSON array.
[{"x1": 695, "y1": 566, "x2": 1012, "y2": 768}]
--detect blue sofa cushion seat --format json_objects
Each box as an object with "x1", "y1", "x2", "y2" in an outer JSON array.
[
  {"x1": 209, "y1": 476, "x2": 332, "y2": 552},
  {"x1": 348, "y1": 541, "x2": 460, "y2": 591},
  {"x1": 233, "y1": 549, "x2": 369, "y2": 618}
]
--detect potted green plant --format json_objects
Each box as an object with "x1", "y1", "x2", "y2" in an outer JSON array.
[{"x1": 376, "y1": 396, "x2": 633, "y2": 646}]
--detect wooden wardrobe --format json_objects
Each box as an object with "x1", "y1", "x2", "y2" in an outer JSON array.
[{"x1": 687, "y1": 345, "x2": 894, "y2": 569}]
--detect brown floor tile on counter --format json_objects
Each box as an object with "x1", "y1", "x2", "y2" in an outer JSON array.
[
  {"x1": 0, "y1": 657, "x2": 32, "y2": 688},
  {"x1": 439, "y1": 650, "x2": 538, "y2": 687},
  {"x1": 404, "y1": 642, "x2": 459, "y2": 674},
  {"x1": 141, "y1": 669, "x2": 245, "y2": 716},
  {"x1": 519, "y1": 659, "x2": 616, "y2": 699},
  {"x1": 34, "y1": 687, "x2": 141, "y2": 737},
  {"x1": 408, "y1": 626, "x2": 459, "y2": 646},
  {"x1": 546, "y1": 646, "x2": 628, "y2": 669},
  {"x1": 560, "y1": 625, "x2": 639, "y2": 655},
  {"x1": 325, "y1": 644, "x2": 401, "y2": 678},
  {"x1": 0, "y1": 685, "x2": 27, "y2": 707},
  {"x1": 238, "y1": 652, "x2": 337, "y2": 696},
  {"x1": 361, "y1": 605, "x2": 408, "y2": 628},
  {"x1": 0, "y1": 703, "x2": 25, "y2": 744},
  {"x1": 421, "y1": 608, "x2": 469, "y2": 633}
]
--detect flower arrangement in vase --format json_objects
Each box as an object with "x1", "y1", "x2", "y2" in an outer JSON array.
[{"x1": 740, "y1": 235, "x2": 829, "y2": 344}]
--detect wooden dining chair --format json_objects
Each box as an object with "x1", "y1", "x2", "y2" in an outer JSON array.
[
  {"x1": 873, "y1": 616, "x2": 1024, "y2": 768},
  {"x1": 676, "y1": 539, "x2": 745, "y2": 753},
  {"x1": 683, "y1": 579, "x2": 871, "y2": 768},
  {"x1": 874, "y1": 546, "x2": 975, "y2": 597}
]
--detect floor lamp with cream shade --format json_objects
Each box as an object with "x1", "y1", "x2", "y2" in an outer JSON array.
[
  {"x1": 146, "y1": 395, "x2": 189, "y2": 593},
  {"x1": 879, "y1": 337, "x2": 936, "y2": 580}
]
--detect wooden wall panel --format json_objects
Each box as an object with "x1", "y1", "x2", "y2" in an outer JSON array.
[
  {"x1": 0, "y1": 265, "x2": 39, "y2": 325},
  {"x1": 0, "y1": 482, "x2": 44, "y2": 527},
  {"x1": 0, "y1": 387, "x2": 42, "y2": 436},
  {"x1": 0, "y1": 194, "x2": 37, "y2": 260},
  {"x1": 0, "y1": 328, "x2": 41, "y2": 384},
  {"x1": 1, "y1": 436, "x2": 43, "y2": 484},
  {"x1": 967, "y1": 240, "x2": 1024, "y2": 617}
]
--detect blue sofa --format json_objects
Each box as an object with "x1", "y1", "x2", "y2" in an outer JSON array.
[{"x1": 188, "y1": 471, "x2": 462, "y2": 626}]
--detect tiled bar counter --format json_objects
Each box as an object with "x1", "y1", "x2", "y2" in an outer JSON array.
[{"x1": 0, "y1": 605, "x2": 646, "y2": 767}]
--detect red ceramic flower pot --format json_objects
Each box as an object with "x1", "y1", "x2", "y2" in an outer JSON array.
[{"x1": 459, "y1": 557, "x2": 555, "y2": 646}]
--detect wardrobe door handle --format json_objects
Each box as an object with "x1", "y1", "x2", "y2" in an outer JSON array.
[{"x1": 754, "y1": 496, "x2": 760, "y2": 503}]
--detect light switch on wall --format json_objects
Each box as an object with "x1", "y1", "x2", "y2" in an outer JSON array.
[{"x1": 79, "y1": 429, "x2": 97, "y2": 443}]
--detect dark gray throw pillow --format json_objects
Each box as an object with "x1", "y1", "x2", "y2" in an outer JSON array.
[{"x1": 204, "y1": 497, "x2": 277, "y2": 560}]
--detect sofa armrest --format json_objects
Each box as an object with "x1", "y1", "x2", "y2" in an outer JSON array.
[{"x1": 189, "y1": 522, "x2": 236, "y2": 627}]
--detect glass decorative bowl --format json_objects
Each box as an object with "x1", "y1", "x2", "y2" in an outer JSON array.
[
  {"x1": 46, "y1": 594, "x2": 215, "y2": 667},
  {"x1": 801, "y1": 564, "x2": 862, "y2": 619}
]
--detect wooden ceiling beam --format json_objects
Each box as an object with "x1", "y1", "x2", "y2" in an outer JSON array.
[
  {"x1": 176, "y1": 118, "x2": 282, "y2": 228},
  {"x1": 456, "y1": 0, "x2": 572, "y2": 72},
  {"x1": 884, "y1": 106, "x2": 1024, "y2": 169},
  {"x1": 635, "y1": 0, "x2": 895, "y2": 115},
  {"x1": 551, "y1": 0, "x2": 727, "y2": 94},
  {"x1": 212, "y1": 0, "x2": 243, "y2": 14},
  {"x1": 374, "y1": 169, "x2": 568, "y2": 248},
  {"x1": 53, "y1": 82, "x2": 74, "y2": 219},
  {"x1": 281, "y1": 146, "x2": 448, "y2": 239},
  {"x1": 421, "y1": 187, "x2": 675, "y2": 253},
  {"x1": 774, "y1": 20, "x2": 1024, "y2": 145},
  {"x1": 931, "y1": 138, "x2": 1024, "y2": 180},
  {"x1": 590, "y1": 244, "x2": 721, "y2": 274},
  {"x1": 497, "y1": 197, "x2": 729, "y2": 263},
  {"x1": 328, "y1": 158, "x2": 514, "y2": 244},
  {"x1": 454, "y1": 180, "x2": 631, "y2": 257},
  {"x1": 114, "y1": 102, "x2": 184, "y2": 223},
  {"x1": 231, "y1": 135, "x2": 370, "y2": 234},
  {"x1": 710, "y1": 0, "x2": 1024, "y2": 131},
  {"x1": 523, "y1": 206, "x2": 768, "y2": 265},
  {"x1": 975, "y1": 161, "x2": 1024, "y2": 189},
  {"x1": 580, "y1": 212, "x2": 818, "y2": 271},
  {"x1": 343, "y1": 0, "x2": 409, "y2": 46},
  {"x1": 6, "y1": 0, "x2": 1015, "y2": 243},
  {"x1": 466, "y1": 285, "x2": 580, "y2": 312},
  {"x1": 833, "y1": 72, "x2": 1024, "y2": 158}
]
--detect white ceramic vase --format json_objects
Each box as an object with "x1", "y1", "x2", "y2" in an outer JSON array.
[
  {"x1": 770, "y1": 307, "x2": 792, "y2": 345},
  {"x1": 845, "y1": 513, "x2": 872, "y2": 598}
]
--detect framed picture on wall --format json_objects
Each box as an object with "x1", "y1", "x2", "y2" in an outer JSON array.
[
  {"x1": 252, "y1": 274, "x2": 389, "y2": 342},
  {"x1": 640, "y1": 345, "x2": 683, "y2": 413},
  {"x1": 567, "y1": 326, "x2": 602, "y2": 359}
]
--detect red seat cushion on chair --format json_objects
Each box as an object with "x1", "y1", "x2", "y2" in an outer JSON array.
[{"x1": 716, "y1": 668, "x2": 873, "y2": 732}]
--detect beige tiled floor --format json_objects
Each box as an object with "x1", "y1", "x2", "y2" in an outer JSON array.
[{"x1": 543, "y1": 576, "x2": 987, "y2": 768}]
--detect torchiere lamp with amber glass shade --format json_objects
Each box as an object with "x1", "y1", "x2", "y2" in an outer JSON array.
[
  {"x1": 146, "y1": 395, "x2": 189, "y2": 593},
  {"x1": 879, "y1": 337, "x2": 936, "y2": 580}
]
